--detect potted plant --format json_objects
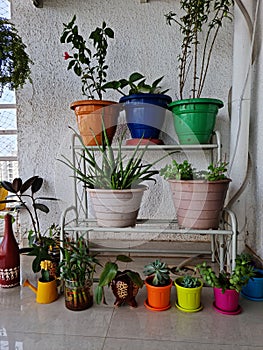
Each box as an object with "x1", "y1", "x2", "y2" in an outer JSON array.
[
  {"x1": 241, "y1": 263, "x2": 263, "y2": 301},
  {"x1": 23, "y1": 260, "x2": 58, "y2": 304},
  {"x1": 160, "y1": 159, "x2": 231, "y2": 229},
  {"x1": 174, "y1": 274, "x2": 203, "y2": 312},
  {"x1": 59, "y1": 125, "x2": 164, "y2": 228},
  {"x1": 0, "y1": 17, "x2": 33, "y2": 97},
  {"x1": 103, "y1": 72, "x2": 171, "y2": 144},
  {"x1": 196, "y1": 253, "x2": 255, "y2": 314},
  {"x1": 61, "y1": 15, "x2": 118, "y2": 146},
  {"x1": 0, "y1": 176, "x2": 59, "y2": 275},
  {"x1": 95, "y1": 255, "x2": 143, "y2": 307},
  {"x1": 143, "y1": 259, "x2": 172, "y2": 311},
  {"x1": 59, "y1": 236, "x2": 100, "y2": 311},
  {"x1": 165, "y1": 1, "x2": 234, "y2": 144}
]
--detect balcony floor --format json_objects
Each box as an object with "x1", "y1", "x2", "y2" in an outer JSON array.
[{"x1": 0, "y1": 249, "x2": 262, "y2": 350}]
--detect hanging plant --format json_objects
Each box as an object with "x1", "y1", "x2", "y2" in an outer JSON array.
[{"x1": 0, "y1": 17, "x2": 33, "y2": 96}]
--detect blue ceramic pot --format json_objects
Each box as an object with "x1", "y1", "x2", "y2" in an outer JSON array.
[{"x1": 119, "y1": 93, "x2": 172, "y2": 139}]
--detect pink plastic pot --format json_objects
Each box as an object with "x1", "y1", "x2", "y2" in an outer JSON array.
[{"x1": 213, "y1": 287, "x2": 240, "y2": 313}]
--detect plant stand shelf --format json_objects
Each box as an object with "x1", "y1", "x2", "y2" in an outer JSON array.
[{"x1": 60, "y1": 130, "x2": 238, "y2": 272}]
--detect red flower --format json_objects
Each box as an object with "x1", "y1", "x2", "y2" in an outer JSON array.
[{"x1": 64, "y1": 52, "x2": 72, "y2": 60}]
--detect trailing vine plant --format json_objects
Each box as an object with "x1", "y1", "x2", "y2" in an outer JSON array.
[
  {"x1": 0, "y1": 17, "x2": 33, "y2": 96},
  {"x1": 165, "y1": 0, "x2": 234, "y2": 99}
]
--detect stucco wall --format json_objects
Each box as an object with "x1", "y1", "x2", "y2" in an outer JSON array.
[
  {"x1": 11, "y1": 0, "x2": 234, "y2": 240},
  {"x1": 249, "y1": 3, "x2": 263, "y2": 258}
]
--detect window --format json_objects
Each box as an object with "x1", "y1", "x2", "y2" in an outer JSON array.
[{"x1": 0, "y1": 0, "x2": 19, "y2": 182}]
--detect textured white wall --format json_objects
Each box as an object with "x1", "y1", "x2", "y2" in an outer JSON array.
[
  {"x1": 248, "y1": 4, "x2": 263, "y2": 258},
  {"x1": 11, "y1": 0, "x2": 233, "y2": 239}
]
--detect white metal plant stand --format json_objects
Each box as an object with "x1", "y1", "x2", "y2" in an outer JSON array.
[{"x1": 60, "y1": 131, "x2": 238, "y2": 271}]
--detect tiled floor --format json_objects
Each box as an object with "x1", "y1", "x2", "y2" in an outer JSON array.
[{"x1": 0, "y1": 252, "x2": 262, "y2": 350}]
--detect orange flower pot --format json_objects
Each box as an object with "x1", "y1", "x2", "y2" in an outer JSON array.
[
  {"x1": 144, "y1": 277, "x2": 172, "y2": 311},
  {"x1": 70, "y1": 100, "x2": 119, "y2": 146}
]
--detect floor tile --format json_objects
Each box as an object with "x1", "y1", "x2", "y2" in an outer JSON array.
[
  {"x1": 103, "y1": 338, "x2": 263, "y2": 350},
  {"x1": 0, "y1": 250, "x2": 262, "y2": 350},
  {"x1": 107, "y1": 286, "x2": 263, "y2": 347},
  {"x1": 0, "y1": 332, "x2": 105, "y2": 350}
]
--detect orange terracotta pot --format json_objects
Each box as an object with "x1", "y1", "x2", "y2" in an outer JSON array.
[
  {"x1": 145, "y1": 277, "x2": 172, "y2": 310},
  {"x1": 70, "y1": 100, "x2": 119, "y2": 146}
]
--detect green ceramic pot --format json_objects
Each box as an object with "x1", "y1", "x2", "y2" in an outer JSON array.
[{"x1": 169, "y1": 98, "x2": 224, "y2": 144}]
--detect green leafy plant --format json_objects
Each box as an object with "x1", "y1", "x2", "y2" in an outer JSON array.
[
  {"x1": 102, "y1": 72, "x2": 169, "y2": 96},
  {"x1": 160, "y1": 159, "x2": 194, "y2": 180},
  {"x1": 0, "y1": 176, "x2": 58, "y2": 242},
  {"x1": 165, "y1": 0, "x2": 234, "y2": 99},
  {"x1": 179, "y1": 274, "x2": 200, "y2": 288},
  {"x1": 59, "y1": 236, "x2": 100, "y2": 286},
  {"x1": 0, "y1": 17, "x2": 33, "y2": 95},
  {"x1": 26, "y1": 223, "x2": 60, "y2": 274},
  {"x1": 196, "y1": 253, "x2": 255, "y2": 293},
  {"x1": 143, "y1": 259, "x2": 170, "y2": 286},
  {"x1": 95, "y1": 254, "x2": 143, "y2": 305},
  {"x1": 60, "y1": 15, "x2": 114, "y2": 99},
  {"x1": 160, "y1": 160, "x2": 229, "y2": 181},
  {"x1": 59, "y1": 125, "x2": 166, "y2": 190},
  {"x1": 204, "y1": 162, "x2": 228, "y2": 181},
  {"x1": 0, "y1": 177, "x2": 58, "y2": 273}
]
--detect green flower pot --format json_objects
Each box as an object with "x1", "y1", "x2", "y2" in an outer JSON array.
[{"x1": 169, "y1": 98, "x2": 224, "y2": 144}]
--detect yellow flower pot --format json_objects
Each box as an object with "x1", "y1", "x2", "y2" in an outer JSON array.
[
  {"x1": 0, "y1": 187, "x2": 8, "y2": 210},
  {"x1": 175, "y1": 277, "x2": 203, "y2": 312}
]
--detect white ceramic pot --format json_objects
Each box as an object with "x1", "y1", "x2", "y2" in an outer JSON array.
[{"x1": 88, "y1": 185, "x2": 147, "y2": 227}]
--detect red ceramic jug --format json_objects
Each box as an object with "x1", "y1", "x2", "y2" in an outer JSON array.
[{"x1": 0, "y1": 214, "x2": 20, "y2": 288}]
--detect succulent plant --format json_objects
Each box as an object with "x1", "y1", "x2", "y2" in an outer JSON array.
[
  {"x1": 180, "y1": 275, "x2": 200, "y2": 288},
  {"x1": 143, "y1": 259, "x2": 170, "y2": 286},
  {"x1": 196, "y1": 253, "x2": 255, "y2": 293}
]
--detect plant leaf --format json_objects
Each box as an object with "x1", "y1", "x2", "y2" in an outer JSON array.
[
  {"x1": 98, "y1": 262, "x2": 118, "y2": 287},
  {"x1": 31, "y1": 177, "x2": 43, "y2": 193},
  {"x1": 33, "y1": 203, "x2": 49, "y2": 213},
  {"x1": 20, "y1": 176, "x2": 39, "y2": 194}
]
